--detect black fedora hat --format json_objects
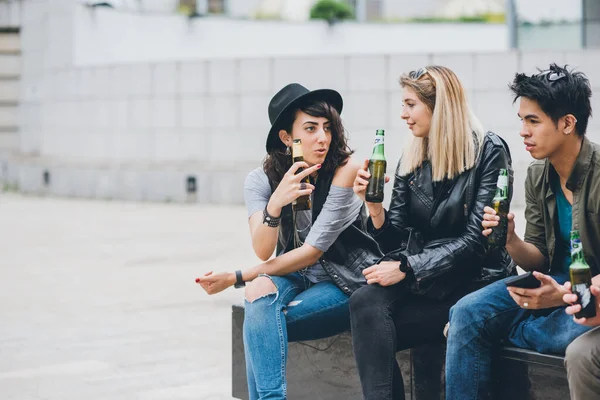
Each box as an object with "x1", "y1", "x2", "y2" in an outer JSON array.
[{"x1": 266, "y1": 83, "x2": 343, "y2": 152}]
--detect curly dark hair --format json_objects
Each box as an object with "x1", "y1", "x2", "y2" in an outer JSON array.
[
  {"x1": 509, "y1": 63, "x2": 592, "y2": 136},
  {"x1": 263, "y1": 99, "x2": 353, "y2": 188}
]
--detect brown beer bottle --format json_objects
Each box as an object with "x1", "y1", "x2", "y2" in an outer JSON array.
[
  {"x1": 488, "y1": 168, "x2": 509, "y2": 247},
  {"x1": 291, "y1": 139, "x2": 311, "y2": 211},
  {"x1": 569, "y1": 230, "x2": 596, "y2": 318},
  {"x1": 365, "y1": 129, "x2": 386, "y2": 203}
]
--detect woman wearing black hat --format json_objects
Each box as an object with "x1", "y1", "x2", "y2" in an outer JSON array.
[{"x1": 196, "y1": 83, "x2": 383, "y2": 399}]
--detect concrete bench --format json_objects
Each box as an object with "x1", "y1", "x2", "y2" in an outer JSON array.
[{"x1": 231, "y1": 304, "x2": 569, "y2": 399}]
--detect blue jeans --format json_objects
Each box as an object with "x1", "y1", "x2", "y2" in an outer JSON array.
[
  {"x1": 445, "y1": 276, "x2": 592, "y2": 400},
  {"x1": 243, "y1": 272, "x2": 351, "y2": 400}
]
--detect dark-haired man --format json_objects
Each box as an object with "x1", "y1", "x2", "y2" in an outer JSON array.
[{"x1": 445, "y1": 64, "x2": 600, "y2": 400}]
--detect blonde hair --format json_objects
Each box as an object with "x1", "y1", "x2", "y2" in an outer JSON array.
[{"x1": 399, "y1": 66, "x2": 483, "y2": 181}]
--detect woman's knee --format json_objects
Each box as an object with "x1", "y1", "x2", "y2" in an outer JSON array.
[
  {"x1": 245, "y1": 276, "x2": 278, "y2": 303},
  {"x1": 350, "y1": 285, "x2": 375, "y2": 310},
  {"x1": 349, "y1": 284, "x2": 390, "y2": 319}
]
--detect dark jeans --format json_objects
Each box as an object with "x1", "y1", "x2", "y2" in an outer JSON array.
[
  {"x1": 349, "y1": 281, "x2": 479, "y2": 400},
  {"x1": 445, "y1": 276, "x2": 591, "y2": 400}
]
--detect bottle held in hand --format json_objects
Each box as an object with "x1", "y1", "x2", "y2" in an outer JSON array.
[
  {"x1": 569, "y1": 230, "x2": 596, "y2": 318},
  {"x1": 488, "y1": 168, "x2": 509, "y2": 247},
  {"x1": 365, "y1": 129, "x2": 386, "y2": 203},
  {"x1": 291, "y1": 138, "x2": 312, "y2": 211}
]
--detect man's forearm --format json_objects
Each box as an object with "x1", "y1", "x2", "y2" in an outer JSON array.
[
  {"x1": 506, "y1": 235, "x2": 547, "y2": 271},
  {"x1": 242, "y1": 244, "x2": 323, "y2": 282}
]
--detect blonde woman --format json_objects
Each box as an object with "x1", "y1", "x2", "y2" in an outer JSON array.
[{"x1": 350, "y1": 66, "x2": 515, "y2": 399}]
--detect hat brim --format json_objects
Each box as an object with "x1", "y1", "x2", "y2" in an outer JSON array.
[{"x1": 266, "y1": 89, "x2": 343, "y2": 152}]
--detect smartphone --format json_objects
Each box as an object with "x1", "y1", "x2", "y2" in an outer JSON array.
[{"x1": 504, "y1": 272, "x2": 541, "y2": 289}]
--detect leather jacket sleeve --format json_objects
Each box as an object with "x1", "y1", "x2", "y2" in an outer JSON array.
[
  {"x1": 367, "y1": 160, "x2": 412, "y2": 254},
  {"x1": 406, "y1": 138, "x2": 512, "y2": 283}
]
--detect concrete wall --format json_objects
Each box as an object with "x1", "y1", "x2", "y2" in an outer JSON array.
[
  {"x1": 71, "y1": 5, "x2": 508, "y2": 66},
  {"x1": 0, "y1": 0, "x2": 21, "y2": 28},
  {"x1": 381, "y1": 0, "x2": 446, "y2": 19},
  {"x1": 9, "y1": 49, "x2": 600, "y2": 206},
  {"x1": 4, "y1": 0, "x2": 600, "y2": 207},
  {"x1": 583, "y1": 0, "x2": 600, "y2": 48},
  {"x1": 0, "y1": 0, "x2": 21, "y2": 156}
]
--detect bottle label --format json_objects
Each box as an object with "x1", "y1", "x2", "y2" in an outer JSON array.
[
  {"x1": 572, "y1": 242, "x2": 583, "y2": 257},
  {"x1": 574, "y1": 283, "x2": 592, "y2": 308},
  {"x1": 374, "y1": 137, "x2": 384, "y2": 147},
  {"x1": 497, "y1": 175, "x2": 508, "y2": 189},
  {"x1": 292, "y1": 142, "x2": 303, "y2": 158}
]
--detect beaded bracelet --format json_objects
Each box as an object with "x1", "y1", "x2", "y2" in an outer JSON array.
[{"x1": 262, "y1": 207, "x2": 282, "y2": 227}]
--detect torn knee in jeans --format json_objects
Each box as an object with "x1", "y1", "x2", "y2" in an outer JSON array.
[
  {"x1": 283, "y1": 300, "x2": 303, "y2": 315},
  {"x1": 245, "y1": 275, "x2": 278, "y2": 303}
]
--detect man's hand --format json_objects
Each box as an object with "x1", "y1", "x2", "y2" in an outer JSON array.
[
  {"x1": 481, "y1": 206, "x2": 516, "y2": 245},
  {"x1": 195, "y1": 271, "x2": 236, "y2": 295},
  {"x1": 507, "y1": 272, "x2": 568, "y2": 309},
  {"x1": 563, "y1": 275, "x2": 600, "y2": 327},
  {"x1": 363, "y1": 261, "x2": 405, "y2": 286}
]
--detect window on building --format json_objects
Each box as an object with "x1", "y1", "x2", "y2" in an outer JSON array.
[
  {"x1": 178, "y1": 0, "x2": 197, "y2": 14},
  {"x1": 344, "y1": 0, "x2": 382, "y2": 21},
  {"x1": 208, "y1": 0, "x2": 225, "y2": 14},
  {"x1": 366, "y1": 0, "x2": 382, "y2": 20}
]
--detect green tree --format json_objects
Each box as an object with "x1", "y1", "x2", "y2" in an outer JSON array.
[{"x1": 310, "y1": 0, "x2": 354, "y2": 24}]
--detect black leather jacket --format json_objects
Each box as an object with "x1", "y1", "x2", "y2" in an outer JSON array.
[
  {"x1": 369, "y1": 132, "x2": 516, "y2": 299},
  {"x1": 273, "y1": 168, "x2": 384, "y2": 295}
]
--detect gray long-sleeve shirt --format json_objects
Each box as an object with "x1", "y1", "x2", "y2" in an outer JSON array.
[{"x1": 244, "y1": 167, "x2": 363, "y2": 283}]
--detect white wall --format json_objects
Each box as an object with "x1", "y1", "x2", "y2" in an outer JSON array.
[
  {"x1": 0, "y1": 0, "x2": 21, "y2": 28},
  {"x1": 6, "y1": 0, "x2": 600, "y2": 206},
  {"x1": 515, "y1": 0, "x2": 582, "y2": 23},
  {"x1": 227, "y1": 0, "x2": 264, "y2": 18},
  {"x1": 72, "y1": 5, "x2": 508, "y2": 66},
  {"x1": 11, "y1": 49, "x2": 600, "y2": 205},
  {"x1": 382, "y1": 0, "x2": 446, "y2": 19}
]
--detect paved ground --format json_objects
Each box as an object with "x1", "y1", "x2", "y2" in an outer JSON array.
[
  {"x1": 0, "y1": 193, "x2": 249, "y2": 400},
  {"x1": 0, "y1": 193, "x2": 527, "y2": 400}
]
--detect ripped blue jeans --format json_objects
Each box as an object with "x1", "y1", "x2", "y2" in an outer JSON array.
[{"x1": 243, "y1": 272, "x2": 350, "y2": 400}]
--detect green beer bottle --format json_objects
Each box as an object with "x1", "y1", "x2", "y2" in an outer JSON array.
[
  {"x1": 291, "y1": 138, "x2": 311, "y2": 211},
  {"x1": 365, "y1": 129, "x2": 386, "y2": 203},
  {"x1": 569, "y1": 230, "x2": 596, "y2": 318},
  {"x1": 488, "y1": 168, "x2": 509, "y2": 247}
]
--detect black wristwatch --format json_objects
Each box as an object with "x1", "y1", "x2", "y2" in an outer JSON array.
[
  {"x1": 262, "y1": 207, "x2": 281, "y2": 228},
  {"x1": 234, "y1": 270, "x2": 245, "y2": 289},
  {"x1": 398, "y1": 254, "x2": 412, "y2": 274}
]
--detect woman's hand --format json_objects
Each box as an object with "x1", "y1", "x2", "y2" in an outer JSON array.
[
  {"x1": 563, "y1": 276, "x2": 600, "y2": 327},
  {"x1": 506, "y1": 272, "x2": 568, "y2": 309},
  {"x1": 363, "y1": 261, "x2": 406, "y2": 287},
  {"x1": 353, "y1": 159, "x2": 389, "y2": 216},
  {"x1": 269, "y1": 162, "x2": 320, "y2": 213},
  {"x1": 195, "y1": 271, "x2": 236, "y2": 295}
]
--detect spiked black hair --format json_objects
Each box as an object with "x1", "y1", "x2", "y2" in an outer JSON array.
[{"x1": 509, "y1": 64, "x2": 592, "y2": 136}]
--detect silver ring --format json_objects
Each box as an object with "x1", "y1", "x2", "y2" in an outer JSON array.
[
  {"x1": 300, "y1": 182, "x2": 307, "y2": 190},
  {"x1": 523, "y1": 302, "x2": 529, "y2": 308}
]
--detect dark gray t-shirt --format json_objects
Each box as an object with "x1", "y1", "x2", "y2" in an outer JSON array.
[{"x1": 244, "y1": 167, "x2": 362, "y2": 283}]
